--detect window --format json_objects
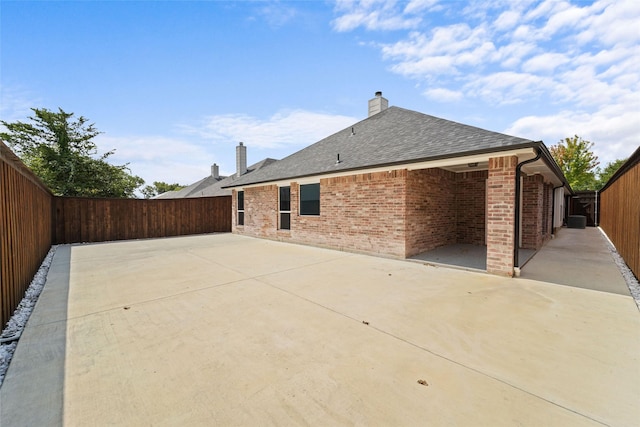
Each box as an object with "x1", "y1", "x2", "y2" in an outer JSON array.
[
  {"x1": 279, "y1": 186, "x2": 291, "y2": 230},
  {"x1": 300, "y1": 183, "x2": 320, "y2": 216},
  {"x1": 237, "y1": 191, "x2": 244, "y2": 225}
]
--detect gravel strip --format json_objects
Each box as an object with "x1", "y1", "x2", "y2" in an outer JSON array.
[
  {"x1": 598, "y1": 228, "x2": 640, "y2": 311},
  {"x1": 0, "y1": 246, "x2": 57, "y2": 387}
]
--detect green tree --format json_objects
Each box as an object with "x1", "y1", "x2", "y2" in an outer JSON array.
[
  {"x1": 0, "y1": 108, "x2": 144, "y2": 197},
  {"x1": 141, "y1": 181, "x2": 185, "y2": 199},
  {"x1": 550, "y1": 135, "x2": 599, "y2": 191},
  {"x1": 595, "y1": 158, "x2": 627, "y2": 190}
]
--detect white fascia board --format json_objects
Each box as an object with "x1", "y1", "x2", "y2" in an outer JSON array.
[
  {"x1": 234, "y1": 148, "x2": 537, "y2": 190},
  {"x1": 406, "y1": 148, "x2": 536, "y2": 171}
]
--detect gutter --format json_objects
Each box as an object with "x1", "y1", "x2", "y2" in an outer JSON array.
[{"x1": 514, "y1": 147, "x2": 542, "y2": 268}]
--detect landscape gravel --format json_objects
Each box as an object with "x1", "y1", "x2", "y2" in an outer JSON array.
[{"x1": 0, "y1": 246, "x2": 56, "y2": 386}]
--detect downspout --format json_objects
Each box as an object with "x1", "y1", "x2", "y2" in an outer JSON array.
[
  {"x1": 594, "y1": 189, "x2": 599, "y2": 226},
  {"x1": 514, "y1": 148, "x2": 542, "y2": 268},
  {"x1": 550, "y1": 184, "x2": 564, "y2": 236}
]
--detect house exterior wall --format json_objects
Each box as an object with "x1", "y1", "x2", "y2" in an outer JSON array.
[
  {"x1": 486, "y1": 156, "x2": 517, "y2": 276},
  {"x1": 522, "y1": 174, "x2": 544, "y2": 249},
  {"x1": 233, "y1": 157, "x2": 547, "y2": 278},
  {"x1": 521, "y1": 176, "x2": 555, "y2": 250},
  {"x1": 405, "y1": 168, "x2": 457, "y2": 257},
  {"x1": 455, "y1": 170, "x2": 487, "y2": 245},
  {"x1": 233, "y1": 170, "x2": 408, "y2": 257}
]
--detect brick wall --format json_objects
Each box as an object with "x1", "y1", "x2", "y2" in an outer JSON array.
[
  {"x1": 233, "y1": 185, "x2": 278, "y2": 238},
  {"x1": 486, "y1": 156, "x2": 517, "y2": 276},
  {"x1": 405, "y1": 168, "x2": 457, "y2": 257},
  {"x1": 522, "y1": 174, "x2": 543, "y2": 249},
  {"x1": 456, "y1": 170, "x2": 487, "y2": 245},
  {"x1": 233, "y1": 170, "x2": 408, "y2": 257}
]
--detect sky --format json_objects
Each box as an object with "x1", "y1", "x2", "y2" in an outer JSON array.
[{"x1": 1, "y1": 0, "x2": 638, "y2": 190}]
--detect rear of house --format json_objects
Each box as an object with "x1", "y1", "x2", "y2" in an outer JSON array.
[{"x1": 225, "y1": 93, "x2": 571, "y2": 277}]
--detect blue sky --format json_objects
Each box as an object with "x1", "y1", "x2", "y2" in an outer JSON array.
[{"x1": 2, "y1": 0, "x2": 638, "y2": 189}]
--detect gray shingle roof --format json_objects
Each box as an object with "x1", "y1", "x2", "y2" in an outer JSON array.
[
  {"x1": 224, "y1": 106, "x2": 536, "y2": 188},
  {"x1": 157, "y1": 158, "x2": 278, "y2": 198}
]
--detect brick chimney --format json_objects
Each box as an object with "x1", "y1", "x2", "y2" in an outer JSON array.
[
  {"x1": 368, "y1": 91, "x2": 388, "y2": 117},
  {"x1": 211, "y1": 163, "x2": 219, "y2": 179},
  {"x1": 236, "y1": 142, "x2": 247, "y2": 177}
]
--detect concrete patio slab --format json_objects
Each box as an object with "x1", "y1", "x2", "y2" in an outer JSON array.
[
  {"x1": 2, "y1": 233, "x2": 639, "y2": 426},
  {"x1": 520, "y1": 227, "x2": 631, "y2": 296}
]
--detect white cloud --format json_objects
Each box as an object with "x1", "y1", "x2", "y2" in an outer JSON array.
[
  {"x1": 423, "y1": 87, "x2": 463, "y2": 102},
  {"x1": 506, "y1": 106, "x2": 640, "y2": 166},
  {"x1": 494, "y1": 10, "x2": 520, "y2": 31},
  {"x1": 0, "y1": 85, "x2": 41, "y2": 124},
  {"x1": 522, "y1": 52, "x2": 570, "y2": 73},
  {"x1": 182, "y1": 110, "x2": 357, "y2": 150},
  {"x1": 95, "y1": 135, "x2": 214, "y2": 186},
  {"x1": 332, "y1": 0, "x2": 639, "y2": 163},
  {"x1": 258, "y1": 1, "x2": 297, "y2": 28},
  {"x1": 332, "y1": 0, "x2": 424, "y2": 31},
  {"x1": 465, "y1": 71, "x2": 554, "y2": 104},
  {"x1": 404, "y1": 0, "x2": 439, "y2": 14}
]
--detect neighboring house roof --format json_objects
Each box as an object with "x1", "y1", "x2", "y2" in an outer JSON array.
[
  {"x1": 224, "y1": 106, "x2": 542, "y2": 188},
  {"x1": 156, "y1": 158, "x2": 278, "y2": 198}
]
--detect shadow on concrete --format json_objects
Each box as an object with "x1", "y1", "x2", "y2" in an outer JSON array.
[
  {"x1": 409, "y1": 244, "x2": 535, "y2": 272},
  {"x1": 0, "y1": 245, "x2": 70, "y2": 426}
]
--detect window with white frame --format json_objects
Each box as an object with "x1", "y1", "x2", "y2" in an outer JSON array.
[
  {"x1": 279, "y1": 186, "x2": 290, "y2": 230},
  {"x1": 237, "y1": 190, "x2": 244, "y2": 225}
]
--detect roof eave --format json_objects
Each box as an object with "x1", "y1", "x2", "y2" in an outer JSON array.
[{"x1": 223, "y1": 142, "x2": 545, "y2": 189}]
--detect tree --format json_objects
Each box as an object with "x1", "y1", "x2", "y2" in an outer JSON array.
[
  {"x1": 595, "y1": 158, "x2": 627, "y2": 190},
  {"x1": 141, "y1": 181, "x2": 186, "y2": 199},
  {"x1": 0, "y1": 108, "x2": 144, "y2": 197},
  {"x1": 550, "y1": 135, "x2": 599, "y2": 191}
]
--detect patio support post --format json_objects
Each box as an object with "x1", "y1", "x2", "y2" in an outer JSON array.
[{"x1": 486, "y1": 155, "x2": 518, "y2": 276}]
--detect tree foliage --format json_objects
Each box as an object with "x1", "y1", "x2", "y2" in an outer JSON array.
[
  {"x1": 595, "y1": 158, "x2": 627, "y2": 190},
  {"x1": 550, "y1": 135, "x2": 599, "y2": 191},
  {"x1": 141, "y1": 181, "x2": 185, "y2": 199},
  {"x1": 0, "y1": 108, "x2": 144, "y2": 197}
]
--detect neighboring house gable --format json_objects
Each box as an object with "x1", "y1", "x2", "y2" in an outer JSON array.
[{"x1": 156, "y1": 147, "x2": 278, "y2": 199}]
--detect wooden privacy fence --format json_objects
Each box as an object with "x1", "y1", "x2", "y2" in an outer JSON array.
[
  {"x1": 599, "y1": 147, "x2": 640, "y2": 280},
  {"x1": 1, "y1": 141, "x2": 54, "y2": 329},
  {"x1": 1, "y1": 140, "x2": 232, "y2": 327},
  {"x1": 54, "y1": 196, "x2": 231, "y2": 244}
]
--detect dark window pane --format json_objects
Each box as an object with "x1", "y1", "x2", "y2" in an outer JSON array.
[
  {"x1": 279, "y1": 187, "x2": 290, "y2": 211},
  {"x1": 238, "y1": 211, "x2": 244, "y2": 225},
  {"x1": 280, "y1": 213, "x2": 290, "y2": 230},
  {"x1": 300, "y1": 183, "x2": 320, "y2": 215},
  {"x1": 237, "y1": 191, "x2": 244, "y2": 210}
]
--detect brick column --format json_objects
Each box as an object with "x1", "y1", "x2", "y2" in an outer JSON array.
[
  {"x1": 486, "y1": 156, "x2": 517, "y2": 276},
  {"x1": 522, "y1": 174, "x2": 544, "y2": 249}
]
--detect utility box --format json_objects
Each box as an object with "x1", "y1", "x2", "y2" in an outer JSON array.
[{"x1": 567, "y1": 215, "x2": 587, "y2": 229}]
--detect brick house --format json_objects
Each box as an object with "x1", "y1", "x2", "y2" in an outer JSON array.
[{"x1": 224, "y1": 93, "x2": 571, "y2": 277}]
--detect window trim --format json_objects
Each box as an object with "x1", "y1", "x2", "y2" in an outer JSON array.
[
  {"x1": 237, "y1": 190, "x2": 245, "y2": 226},
  {"x1": 279, "y1": 186, "x2": 291, "y2": 230},
  {"x1": 299, "y1": 183, "x2": 320, "y2": 216}
]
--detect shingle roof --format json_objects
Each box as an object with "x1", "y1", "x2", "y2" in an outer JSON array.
[
  {"x1": 224, "y1": 106, "x2": 536, "y2": 188},
  {"x1": 157, "y1": 158, "x2": 278, "y2": 198}
]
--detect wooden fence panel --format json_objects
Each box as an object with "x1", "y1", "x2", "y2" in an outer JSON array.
[
  {"x1": 1, "y1": 142, "x2": 53, "y2": 328},
  {"x1": 54, "y1": 196, "x2": 231, "y2": 244},
  {"x1": 600, "y1": 155, "x2": 640, "y2": 280}
]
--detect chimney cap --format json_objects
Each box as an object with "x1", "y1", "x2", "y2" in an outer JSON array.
[{"x1": 375, "y1": 91, "x2": 382, "y2": 97}]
